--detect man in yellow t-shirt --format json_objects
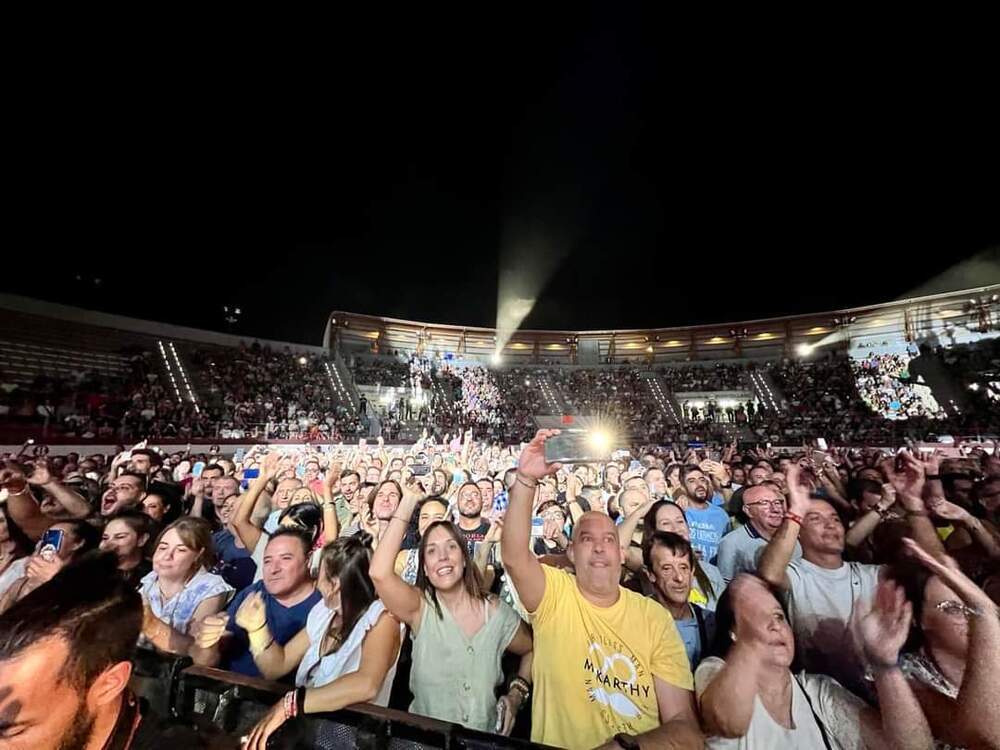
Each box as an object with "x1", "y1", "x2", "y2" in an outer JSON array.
[{"x1": 502, "y1": 429, "x2": 702, "y2": 750}]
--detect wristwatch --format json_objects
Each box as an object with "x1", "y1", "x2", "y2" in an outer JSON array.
[{"x1": 614, "y1": 733, "x2": 640, "y2": 750}]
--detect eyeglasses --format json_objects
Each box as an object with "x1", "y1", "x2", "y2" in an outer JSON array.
[
  {"x1": 745, "y1": 499, "x2": 785, "y2": 510},
  {"x1": 935, "y1": 600, "x2": 982, "y2": 619}
]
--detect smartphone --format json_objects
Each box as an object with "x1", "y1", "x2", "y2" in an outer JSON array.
[
  {"x1": 495, "y1": 694, "x2": 508, "y2": 733},
  {"x1": 192, "y1": 461, "x2": 206, "y2": 478},
  {"x1": 544, "y1": 430, "x2": 611, "y2": 464},
  {"x1": 411, "y1": 464, "x2": 431, "y2": 476},
  {"x1": 295, "y1": 465, "x2": 306, "y2": 480},
  {"x1": 531, "y1": 516, "x2": 545, "y2": 538},
  {"x1": 628, "y1": 459, "x2": 643, "y2": 473},
  {"x1": 708, "y1": 449, "x2": 722, "y2": 462},
  {"x1": 39, "y1": 528, "x2": 65, "y2": 561},
  {"x1": 243, "y1": 468, "x2": 260, "y2": 480},
  {"x1": 233, "y1": 448, "x2": 246, "y2": 463},
  {"x1": 816, "y1": 438, "x2": 828, "y2": 451}
]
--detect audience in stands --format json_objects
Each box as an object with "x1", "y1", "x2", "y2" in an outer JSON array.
[{"x1": 2, "y1": 355, "x2": 1000, "y2": 748}]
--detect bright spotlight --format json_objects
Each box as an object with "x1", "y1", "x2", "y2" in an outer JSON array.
[
  {"x1": 796, "y1": 344, "x2": 812, "y2": 357},
  {"x1": 969, "y1": 383, "x2": 980, "y2": 391},
  {"x1": 588, "y1": 430, "x2": 612, "y2": 455},
  {"x1": 297, "y1": 356, "x2": 307, "y2": 365},
  {"x1": 491, "y1": 353, "x2": 502, "y2": 366}
]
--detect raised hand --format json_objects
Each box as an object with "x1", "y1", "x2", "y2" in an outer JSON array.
[
  {"x1": 927, "y1": 498, "x2": 972, "y2": 525},
  {"x1": 235, "y1": 591, "x2": 267, "y2": 633},
  {"x1": 784, "y1": 463, "x2": 811, "y2": 516},
  {"x1": 517, "y1": 430, "x2": 562, "y2": 482},
  {"x1": 189, "y1": 477, "x2": 206, "y2": 496},
  {"x1": 484, "y1": 516, "x2": 505, "y2": 544},
  {"x1": 904, "y1": 538, "x2": 996, "y2": 613},
  {"x1": 854, "y1": 580, "x2": 912, "y2": 669},
  {"x1": 262, "y1": 451, "x2": 282, "y2": 479},
  {"x1": 26, "y1": 460, "x2": 53, "y2": 486}
]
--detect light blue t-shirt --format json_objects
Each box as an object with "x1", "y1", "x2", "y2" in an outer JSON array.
[
  {"x1": 685, "y1": 505, "x2": 731, "y2": 564},
  {"x1": 675, "y1": 605, "x2": 715, "y2": 669}
]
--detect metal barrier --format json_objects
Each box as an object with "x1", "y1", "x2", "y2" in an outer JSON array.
[{"x1": 131, "y1": 648, "x2": 557, "y2": 750}]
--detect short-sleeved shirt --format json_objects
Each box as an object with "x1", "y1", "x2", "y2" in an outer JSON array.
[
  {"x1": 695, "y1": 657, "x2": 866, "y2": 749},
  {"x1": 674, "y1": 605, "x2": 715, "y2": 669},
  {"x1": 212, "y1": 528, "x2": 257, "y2": 591},
  {"x1": 716, "y1": 524, "x2": 802, "y2": 584},
  {"x1": 685, "y1": 505, "x2": 731, "y2": 563},
  {"x1": 784, "y1": 558, "x2": 881, "y2": 693},
  {"x1": 139, "y1": 568, "x2": 233, "y2": 635},
  {"x1": 528, "y1": 565, "x2": 694, "y2": 749},
  {"x1": 221, "y1": 581, "x2": 321, "y2": 679},
  {"x1": 457, "y1": 519, "x2": 491, "y2": 558}
]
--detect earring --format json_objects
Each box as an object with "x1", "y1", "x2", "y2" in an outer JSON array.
[{"x1": 730, "y1": 632, "x2": 737, "y2": 642}]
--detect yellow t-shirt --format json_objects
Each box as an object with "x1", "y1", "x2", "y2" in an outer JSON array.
[{"x1": 528, "y1": 565, "x2": 694, "y2": 749}]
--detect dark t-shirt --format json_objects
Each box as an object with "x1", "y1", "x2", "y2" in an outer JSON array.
[
  {"x1": 458, "y1": 519, "x2": 491, "y2": 558},
  {"x1": 212, "y1": 528, "x2": 257, "y2": 591},
  {"x1": 221, "y1": 580, "x2": 321, "y2": 680}
]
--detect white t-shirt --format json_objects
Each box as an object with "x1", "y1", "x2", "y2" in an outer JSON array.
[
  {"x1": 695, "y1": 657, "x2": 866, "y2": 750},
  {"x1": 295, "y1": 599, "x2": 402, "y2": 707},
  {"x1": 0, "y1": 557, "x2": 28, "y2": 598},
  {"x1": 784, "y1": 558, "x2": 881, "y2": 691}
]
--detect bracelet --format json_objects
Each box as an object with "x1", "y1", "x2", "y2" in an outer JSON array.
[
  {"x1": 509, "y1": 677, "x2": 531, "y2": 702},
  {"x1": 296, "y1": 686, "x2": 307, "y2": 716},
  {"x1": 905, "y1": 509, "x2": 929, "y2": 517},
  {"x1": 515, "y1": 473, "x2": 538, "y2": 490},
  {"x1": 784, "y1": 512, "x2": 803, "y2": 526},
  {"x1": 924, "y1": 474, "x2": 940, "y2": 480},
  {"x1": 282, "y1": 690, "x2": 298, "y2": 721}
]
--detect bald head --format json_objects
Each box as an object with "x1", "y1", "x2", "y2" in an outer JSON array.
[
  {"x1": 619, "y1": 489, "x2": 648, "y2": 518},
  {"x1": 572, "y1": 511, "x2": 616, "y2": 542}
]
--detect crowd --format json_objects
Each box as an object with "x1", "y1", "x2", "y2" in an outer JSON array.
[
  {"x1": 2, "y1": 424, "x2": 999, "y2": 749},
  {"x1": 6, "y1": 334, "x2": 1000, "y2": 450}
]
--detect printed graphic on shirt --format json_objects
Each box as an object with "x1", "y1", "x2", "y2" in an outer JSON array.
[{"x1": 583, "y1": 635, "x2": 653, "y2": 734}]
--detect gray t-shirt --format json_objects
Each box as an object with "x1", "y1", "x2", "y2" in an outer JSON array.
[
  {"x1": 784, "y1": 558, "x2": 881, "y2": 693},
  {"x1": 695, "y1": 657, "x2": 866, "y2": 749},
  {"x1": 717, "y1": 524, "x2": 802, "y2": 584}
]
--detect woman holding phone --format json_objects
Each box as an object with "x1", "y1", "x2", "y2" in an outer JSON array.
[{"x1": 0, "y1": 519, "x2": 100, "y2": 613}]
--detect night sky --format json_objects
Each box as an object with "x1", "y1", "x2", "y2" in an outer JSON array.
[{"x1": 6, "y1": 10, "x2": 998, "y2": 346}]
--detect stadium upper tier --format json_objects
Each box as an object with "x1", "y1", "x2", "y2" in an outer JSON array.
[{"x1": 327, "y1": 285, "x2": 1000, "y2": 364}]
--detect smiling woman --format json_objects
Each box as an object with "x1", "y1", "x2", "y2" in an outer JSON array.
[
  {"x1": 137, "y1": 517, "x2": 233, "y2": 655},
  {"x1": 369, "y1": 481, "x2": 534, "y2": 735}
]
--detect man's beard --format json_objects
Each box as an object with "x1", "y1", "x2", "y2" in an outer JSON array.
[
  {"x1": 458, "y1": 508, "x2": 481, "y2": 520},
  {"x1": 58, "y1": 702, "x2": 95, "y2": 750}
]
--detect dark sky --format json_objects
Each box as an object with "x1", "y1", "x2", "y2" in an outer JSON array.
[{"x1": 6, "y1": 10, "x2": 998, "y2": 346}]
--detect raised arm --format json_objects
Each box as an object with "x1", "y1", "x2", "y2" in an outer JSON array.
[
  {"x1": 27, "y1": 461, "x2": 91, "y2": 519},
  {"x1": 757, "y1": 464, "x2": 809, "y2": 591},
  {"x1": 905, "y1": 539, "x2": 1000, "y2": 748},
  {"x1": 0, "y1": 462, "x2": 50, "y2": 540},
  {"x1": 501, "y1": 429, "x2": 561, "y2": 614},
  {"x1": 892, "y1": 453, "x2": 947, "y2": 561},
  {"x1": 855, "y1": 579, "x2": 934, "y2": 750},
  {"x1": 233, "y1": 455, "x2": 281, "y2": 552},
  {"x1": 320, "y1": 460, "x2": 342, "y2": 541},
  {"x1": 845, "y1": 485, "x2": 897, "y2": 550},
  {"x1": 697, "y1": 641, "x2": 762, "y2": 738},
  {"x1": 368, "y1": 481, "x2": 425, "y2": 629}
]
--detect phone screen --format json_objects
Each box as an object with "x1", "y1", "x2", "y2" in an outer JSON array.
[
  {"x1": 531, "y1": 517, "x2": 545, "y2": 538},
  {"x1": 544, "y1": 431, "x2": 611, "y2": 464},
  {"x1": 39, "y1": 528, "x2": 65, "y2": 561},
  {"x1": 192, "y1": 461, "x2": 206, "y2": 478}
]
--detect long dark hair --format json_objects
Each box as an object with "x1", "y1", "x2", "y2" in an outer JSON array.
[
  {"x1": 278, "y1": 502, "x2": 323, "y2": 544},
  {"x1": 415, "y1": 520, "x2": 487, "y2": 619},
  {"x1": 320, "y1": 533, "x2": 376, "y2": 652},
  {"x1": 642, "y1": 500, "x2": 715, "y2": 602}
]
